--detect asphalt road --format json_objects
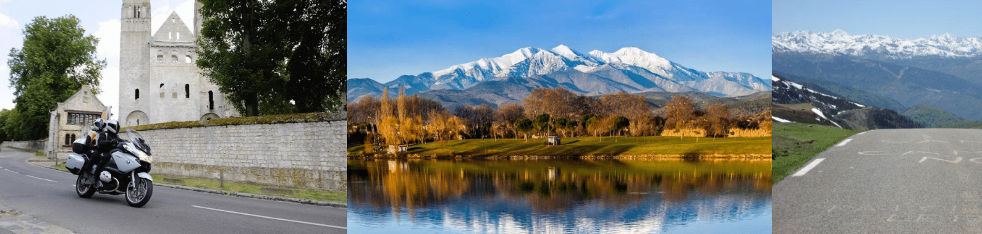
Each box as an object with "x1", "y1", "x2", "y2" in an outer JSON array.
[
  {"x1": 774, "y1": 128, "x2": 982, "y2": 233},
  {"x1": 0, "y1": 148, "x2": 346, "y2": 234}
]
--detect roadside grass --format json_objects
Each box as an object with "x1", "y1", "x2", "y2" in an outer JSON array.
[
  {"x1": 772, "y1": 122, "x2": 858, "y2": 183},
  {"x1": 48, "y1": 164, "x2": 344, "y2": 203},
  {"x1": 349, "y1": 135, "x2": 771, "y2": 157},
  {"x1": 152, "y1": 175, "x2": 346, "y2": 203},
  {"x1": 52, "y1": 163, "x2": 68, "y2": 172}
]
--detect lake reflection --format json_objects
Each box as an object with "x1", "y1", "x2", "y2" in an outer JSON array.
[{"x1": 347, "y1": 159, "x2": 772, "y2": 233}]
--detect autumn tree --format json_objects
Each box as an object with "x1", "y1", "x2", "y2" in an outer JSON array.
[
  {"x1": 376, "y1": 89, "x2": 400, "y2": 146},
  {"x1": 664, "y1": 95, "x2": 696, "y2": 139},
  {"x1": 347, "y1": 96, "x2": 380, "y2": 125},
  {"x1": 523, "y1": 88, "x2": 590, "y2": 120},
  {"x1": 601, "y1": 92, "x2": 654, "y2": 136},
  {"x1": 495, "y1": 103, "x2": 524, "y2": 138},
  {"x1": 702, "y1": 104, "x2": 731, "y2": 137},
  {"x1": 454, "y1": 105, "x2": 494, "y2": 138}
]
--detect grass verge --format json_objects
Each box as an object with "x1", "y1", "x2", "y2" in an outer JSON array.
[
  {"x1": 772, "y1": 122, "x2": 858, "y2": 183},
  {"x1": 48, "y1": 164, "x2": 344, "y2": 203},
  {"x1": 350, "y1": 135, "x2": 771, "y2": 158}
]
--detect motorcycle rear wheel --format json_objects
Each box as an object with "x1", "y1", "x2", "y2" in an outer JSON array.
[{"x1": 75, "y1": 172, "x2": 95, "y2": 198}]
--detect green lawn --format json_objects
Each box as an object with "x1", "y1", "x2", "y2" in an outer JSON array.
[
  {"x1": 772, "y1": 122, "x2": 858, "y2": 183},
  {"x1": 349, "y1": 136, "x2": 771, "y2": 158}
]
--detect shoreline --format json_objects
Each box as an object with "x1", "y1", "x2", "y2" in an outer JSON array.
[{"x1": 347, "y1": 153, "x2": 772, "y2": 160}]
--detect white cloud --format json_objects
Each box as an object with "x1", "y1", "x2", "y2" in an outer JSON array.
[
  {"x1": 0, "y1": 12, "x2": 17, "y2": 29},
  {"x1": 93, "y1": 19, "x2": 120, "y2": 118}
]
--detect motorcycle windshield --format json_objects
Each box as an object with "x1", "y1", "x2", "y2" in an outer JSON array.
[{"x1": 126, "y1": 129, "x2": 151, "y2": 155}]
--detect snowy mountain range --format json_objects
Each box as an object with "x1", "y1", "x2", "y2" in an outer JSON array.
[
  {"x1": 348, "y1": 45, "x2": 770, "y2": 104},
  {"x1": 773, "y1": 30, "x2": 982, "y2": 58},
  {"x1": 773, "y1": 30, "x2": 982, "y2": 121}
]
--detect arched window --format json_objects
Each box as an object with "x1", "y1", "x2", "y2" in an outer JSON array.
[
  {"x1": 185, "y1": 84, "x2": 190, "y2": 98},
  {"x1": 71, "y1": 134, "x2": 76, "y2": 143},
  {"x1": 135, "y1": 89, "x2": 140, "y2": 100},
  {"x1": 65, "y1": 134, "x2": 71, "y2": 145},
  {"x1": 208, "y1": 91, "x2": 214, "y2": 110}
]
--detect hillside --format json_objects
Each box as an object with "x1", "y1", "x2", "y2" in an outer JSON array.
[
  {"x1": 902, "y1": 105, "x2": 965, "y2": 127},
  {"x1": 772, "y1": 75, "x2": 920, "y2": 130}
]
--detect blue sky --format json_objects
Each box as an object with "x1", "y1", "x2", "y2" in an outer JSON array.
[
  {"x1": 0, "y1": 0, "x2": 196, "y2": 114},
  {"x1": 349, "y1": 0, "x2": 772, "y2": 83},
  {"x1": 774, "y1": 0, "x2": 982, "y2": 38}
]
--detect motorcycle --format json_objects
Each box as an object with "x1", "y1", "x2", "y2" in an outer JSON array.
[{"x1": 65, "y1": 129, "x2": 154, "y2": 207}]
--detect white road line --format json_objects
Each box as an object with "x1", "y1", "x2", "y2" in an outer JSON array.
[
  {"x1": 835, "y1": 139, "x2": 852, "y2": 147},
  {"x1": 792, "y1": 158, "x2": 826, "y2": 177},
  {"x1": 24, "y1": 174, "x2": 56, "y2": 182},
  {"x1": 192, "y1": 205, "x2": 345, "y2": 230},
  {"x1": 4, "y1": 168, "x2": 18, "y2": 174}
]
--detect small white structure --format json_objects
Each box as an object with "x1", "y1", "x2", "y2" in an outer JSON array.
[
  {"x1": 547, "y1": 136, "x2": 561, "y2": 145},
  {"x1": 46, "y1": 85, "x2": 107, "y2": 161}
]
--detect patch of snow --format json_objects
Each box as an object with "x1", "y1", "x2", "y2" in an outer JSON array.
[
  {"x1": 573, "y1": 65, "x2": 596, "y2": 73},
  {"x1": 772, "y1": 116, "x2": 792, "y2": 123},
  {"x1": 811, "y1": 107, "x2": 842, "y2": 128}
]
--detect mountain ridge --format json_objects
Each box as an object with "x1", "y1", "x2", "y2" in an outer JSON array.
[{"x1": 348, "y1": 45, "x2": 770, "y2": 102}]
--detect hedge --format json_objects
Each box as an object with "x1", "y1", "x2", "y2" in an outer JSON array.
[{"x1": 122, "y1": 112, "x2": 345, "y2": 131}]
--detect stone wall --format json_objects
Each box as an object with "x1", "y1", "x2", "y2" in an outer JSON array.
[
  {"x1": 134, "y1": 119, "x2": 346, "y2": 192},
  {"x1": 2, "y1": 140, "x2": 46, "y2": 152}
]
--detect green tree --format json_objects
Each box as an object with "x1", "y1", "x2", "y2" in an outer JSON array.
[
  {"x1": 514, "y1": 118, "x2": 533, "y2": 141},
  {"x1": 6, "y1": 15, "x2": 103, "y2": 140},
  {"x1": 612, "y1": 116, "x2": 629, "y2": 136},
  {"x1": 196, "y1": 0, "x2": 347, "y2": 116},
  {"x1": 532, "y1": 114, "x2": 550, "y2": 136},
  {"x1": 0, "y1": 109, "x2": 11, "y2": 142}
]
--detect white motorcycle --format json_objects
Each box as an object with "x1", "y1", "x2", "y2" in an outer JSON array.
[{"x1": 66, "y1": 129, "x2": 154, "y2": 207}]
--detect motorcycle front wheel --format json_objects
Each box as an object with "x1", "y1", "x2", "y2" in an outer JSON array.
[
  {"x1": 125, "y1": 177, "x2": 153, "y2": 207},
  {"x1": 75, "y1": 172, "x2": 95, "y2": 198}
]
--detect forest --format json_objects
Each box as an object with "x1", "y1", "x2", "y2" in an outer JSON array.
[{"x1": 348, "y1": 87, "x2": 771, "y2": 153}]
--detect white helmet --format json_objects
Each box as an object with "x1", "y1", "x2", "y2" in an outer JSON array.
[{"x1": 105, "y1": 120, "x2": 119, "y2": 135}]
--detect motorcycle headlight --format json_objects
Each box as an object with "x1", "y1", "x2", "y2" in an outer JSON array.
[{"x1": 125, "y1": 144, "x2": 153, "y2": 163}]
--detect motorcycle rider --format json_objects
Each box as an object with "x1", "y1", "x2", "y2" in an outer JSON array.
[{"x1": 85, "y1": 118, "x2": 121, "y2": 189}]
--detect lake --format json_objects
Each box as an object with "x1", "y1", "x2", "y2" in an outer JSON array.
[{"x1": 347, "y1": 159, "x2": 771, "y2": 233}]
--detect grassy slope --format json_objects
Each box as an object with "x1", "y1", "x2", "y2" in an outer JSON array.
[
  {"x1": 349, "y1": 136, "x2": 771, "y2": 157},
  {"x1": 902, "y1": 104, "x2": 964, "y2": 127},
  {"x1": 772, "y1": 122, "x2": 858, "y2": 183}
]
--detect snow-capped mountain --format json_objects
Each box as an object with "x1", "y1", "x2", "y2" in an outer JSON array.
[
  {"x1": 772, "y1": 75, "x2": 920, "y2": 130},
  {"x1": 773, "y1": 30, "x2": 982, "y2": 58},
  {"x1": 349, "y1": 45, "x2": 770, "y2": 102}
]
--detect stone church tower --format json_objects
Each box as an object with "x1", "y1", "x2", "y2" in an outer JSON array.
[{"x1": 119, "y1": 0, "x2": 237, "y2": 127}]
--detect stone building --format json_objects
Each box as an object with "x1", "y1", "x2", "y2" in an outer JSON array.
[
  {"x1": 46, "y1": 85, "x2": 107, "y2": 160},
  {"x1": 119, "y1": 0, "x2": 237, "y2": 127}
]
